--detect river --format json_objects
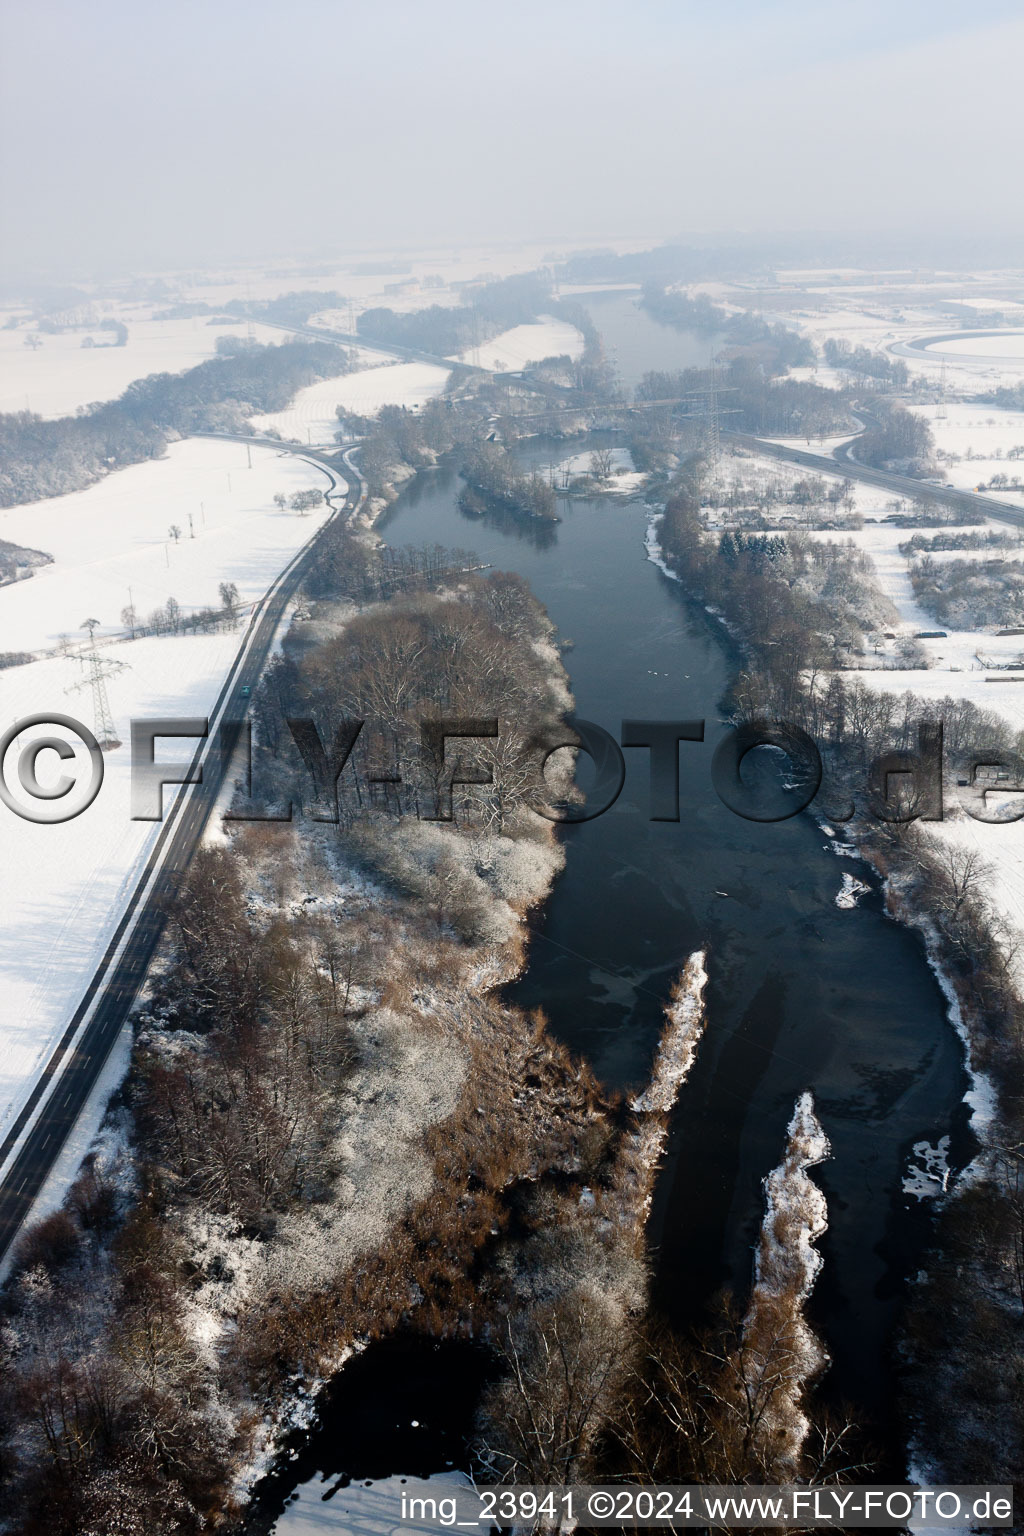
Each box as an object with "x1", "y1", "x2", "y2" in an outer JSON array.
[{"x1": 261, "y1": 314, "x2": 970, "y2": 1530}]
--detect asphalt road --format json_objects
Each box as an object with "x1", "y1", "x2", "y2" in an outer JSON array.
[
  {"x1": 891, "y1": 328, "x2": 1024, "y2": 366},
  {"x1": 725, "y1": 428, "x2": 1024, "y2": 530},
  {"x1": 0, "y1": 443, "x2": 366, "y2": 1263}
]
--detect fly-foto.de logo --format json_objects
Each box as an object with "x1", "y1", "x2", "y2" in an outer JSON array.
[{"x1": 0, "y1": 711, "x2": 1020, "y2": 829}]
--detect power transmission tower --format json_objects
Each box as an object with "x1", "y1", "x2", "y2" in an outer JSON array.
[
  {"x1": 937, "y1": 360, "x2": 948, "y2": 421},
  {"x1": 702, "y1": 352, "x2": 722, "y2": 493},
  {"x1": 66, "y1": 621, "x2": 128, "y2": 751}
]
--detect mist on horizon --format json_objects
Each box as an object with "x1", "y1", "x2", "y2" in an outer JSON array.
[{"x1": 1, "y1": 0, "x2": 1023, "y2": 284}]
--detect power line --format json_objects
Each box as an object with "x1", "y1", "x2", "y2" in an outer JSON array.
[
  {"x1": 65, "y1": 624, "x2": 129, "y2": 752},
  {"x1": 702, "y1": 350, "x2": 722, "y2": 491}
]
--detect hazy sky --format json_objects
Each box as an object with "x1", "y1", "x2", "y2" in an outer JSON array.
[{"x1": 2, "y1": 0, "x2": 1023, "y2": 280}]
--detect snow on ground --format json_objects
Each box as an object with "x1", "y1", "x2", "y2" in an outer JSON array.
[
  {"x1": 722, "y1": 445, "x2": 894, "y2": 522},
  {"x1": 619, "y1": 952, "x2": 708, "y2": 1222},
  {"x1": 835, "y1": 873, "x2": 870, "y2": 908},
  {"x1": 632, "y1": 951, "x2": 708, "y2": 1116},
  {"x1": 829, "y1": 521, "x2": 936, "y2": 631},
  {"x1": 755, "y1": 1092, "x2": 830, "y2": 1303},
  {"x1": 903, "y1": 1136, "x2": 951, "y2": 1201},
  {"x1": 909, "y1": 400, "x2": 1024, "y2": 510},
  {"x1": 0, "y1": 318, "x2": 283, "y2": 419},
  {"x1": 723, "y1": 446, "x2": 1024, "y2": 636},
  {"x1": 770, "y1": 425, "x2": 854, "y2": 450},
  {"x1": 272, "y1": 1472, "x2": 476, "y2": 1535},
  {"x1": 251, "y1": 362, "x2": 451, "y2": 442},
  {"x1": 920, "y1": 332, "x2": 1024, "y2": 363},
  {"x1": 747, "y1": 1092, "x2": 830, "y2": 1471},
  {"x1": 448, "y1": 314, "x2": 584, "y2": 371},
  {"x1": 720, "y1": 440, "x2": 1024, "y2": 995},
  {"x1": 554, "y1": 446, "x2": 644, "y2": 494},
  {"x1": 847, "y1": 646, "x2": 1024, "y2": 994},
  {"x1": 0, "y1": 1022, "x2": 134, "y2": 1289},
  {"x1": 169, "y1": 238, "x2": 590, "y2": 311},
  {"x1": 929, "y1": 804, "x2": 1024, "y2": 993},
  {"x1": 0, "y1": 439, "x2": 330, "y2": 1145},
  {"x1": 756, "y1": 276, "x2": 1024, "y2": 395},
  {"x1": 854, "y1": 663, "x2": 1024, "y2": 995},
  {"x1": 0, "y1": 437, "x2": 332, "y2": 650}
]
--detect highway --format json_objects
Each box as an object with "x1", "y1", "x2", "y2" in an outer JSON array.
[
  {"x1": 724, "y1": 427, "x2": 1024, "y2": 531},
  {"x1": 0, "y1": 443, "x2": 366, "y2": 1263}
]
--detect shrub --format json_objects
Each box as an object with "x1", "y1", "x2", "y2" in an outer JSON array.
[{"x1": 12, "y1": 1210, "x2": 81, "y2": 1275}]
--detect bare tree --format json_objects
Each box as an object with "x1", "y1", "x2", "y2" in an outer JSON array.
[
  {"x1": 477, "y1": 1293, "x2": 628, "y2": 1490},
  {"x1": 590, "y1": 447, "x2": 614, "y2": 482}
]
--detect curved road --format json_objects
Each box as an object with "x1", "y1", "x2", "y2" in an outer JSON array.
[
  {"x1": 0, "y1": 443, "x2": 366, "y2": 1264},
  {"x1": 891, "y1": 328, "x2": 1024, "y2": 368},
  {"x1": 725, "y1": 426, "x2": 1024, "y2": 530}
]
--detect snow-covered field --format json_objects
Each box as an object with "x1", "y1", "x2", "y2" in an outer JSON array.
[
  {"x1": 724, "y1": 448, "x2": 1024, "y2": 630},
  {"x1": 922, "y1": 332, "x2": 1024, "y2": 362},
  {"x1": 909, "y1": 401, "x2": 1024, "y2": 509},
  {"x1": 856, "y1": 662, "x2": 1024, "y2": 989},
  {"x1": 0, "y1": 437, "x2": 330, "y2": 650},
  {"x1": 0, "y1": 439, "x2": 332, "y2": 1144},
  {"x1": 251, "y1": 361, "x2": 451, "y2": 442},
  {"x1": 170, "y1": 240, "x2": 575, "y2": 310},
  {"x1": 736, "y1": 270, "x2": 1024, "y2": 396},
  {"x1": 713, "y1": 437, "x2": 1024, "y2": 987},
  {"x1": 449, "y1": 314, "x2": 584, "y2": 371},
  {"x1": 0, "y1": 317, "x2": 283, "y2": 419},
  {"x1": 807, "y1": 494, "x2": 1024, "y2": 989}
]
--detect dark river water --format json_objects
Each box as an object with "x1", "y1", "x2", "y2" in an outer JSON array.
[
  {"x1": 260, "y1": 316, "x2": 972, "y2": 1528},
  {"x1": 377, "y1": 461, "x2": 970, "y2": 1433},
  {"x1": 574, "y1": 288, "x2": 725, "y2": 390}
]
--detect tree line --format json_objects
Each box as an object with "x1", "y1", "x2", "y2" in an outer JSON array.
[
  {"x1": 635, "y1": 359, "x2": 854, "y2": 439},
  {"x1": 357, "y1": 273, "x2": 550, "y2": 358},
  {"x1": 822, "y1": 337, "x2": 909, "y2": 389},
  {"x1": 0, "y1": 339, "x2": 350, "y2": 507},
  {"x1": 655, "y1": 454, "x2": 1024, "y2": 1492},
  {"x1": 458, "y1": 444, "x2": 558, "y2": 523},
  {"x1": 641, "y1": 282, "x2": 814, "y2": 372}
]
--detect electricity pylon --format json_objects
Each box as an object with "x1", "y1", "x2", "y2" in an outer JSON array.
[
  {"x1": 702, "y1": 352, "x2": 722, "y2": 494},
  {"x1": 66, "y1": 620, "x2": 128, "y2": 751},
  {"x1": 937, "y1": 360, "x2": 948, "y2": 421}
]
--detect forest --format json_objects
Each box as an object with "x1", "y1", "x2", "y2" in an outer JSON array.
[
  {"x1": 640, "y1": 282, "x2": 814, "y2": 371},
  {"x1": 654, "y1": 461, "x2": 1024, "y2": 1490},
  {"x1": 357, "y1": 273, "x2": 551, "y2": 358},
  {"x1": 0, "y1": 339, "x2": 350, "y2": 507},
  {"x1": 854, "y1": 402, "x2": 935, "y2": 474},
  {"x1": 635, "y1": 360, "x2": 853, "y2": 439},
  {"x1": 458, "y1": 443, "x2": 558, "y2": 522}
]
